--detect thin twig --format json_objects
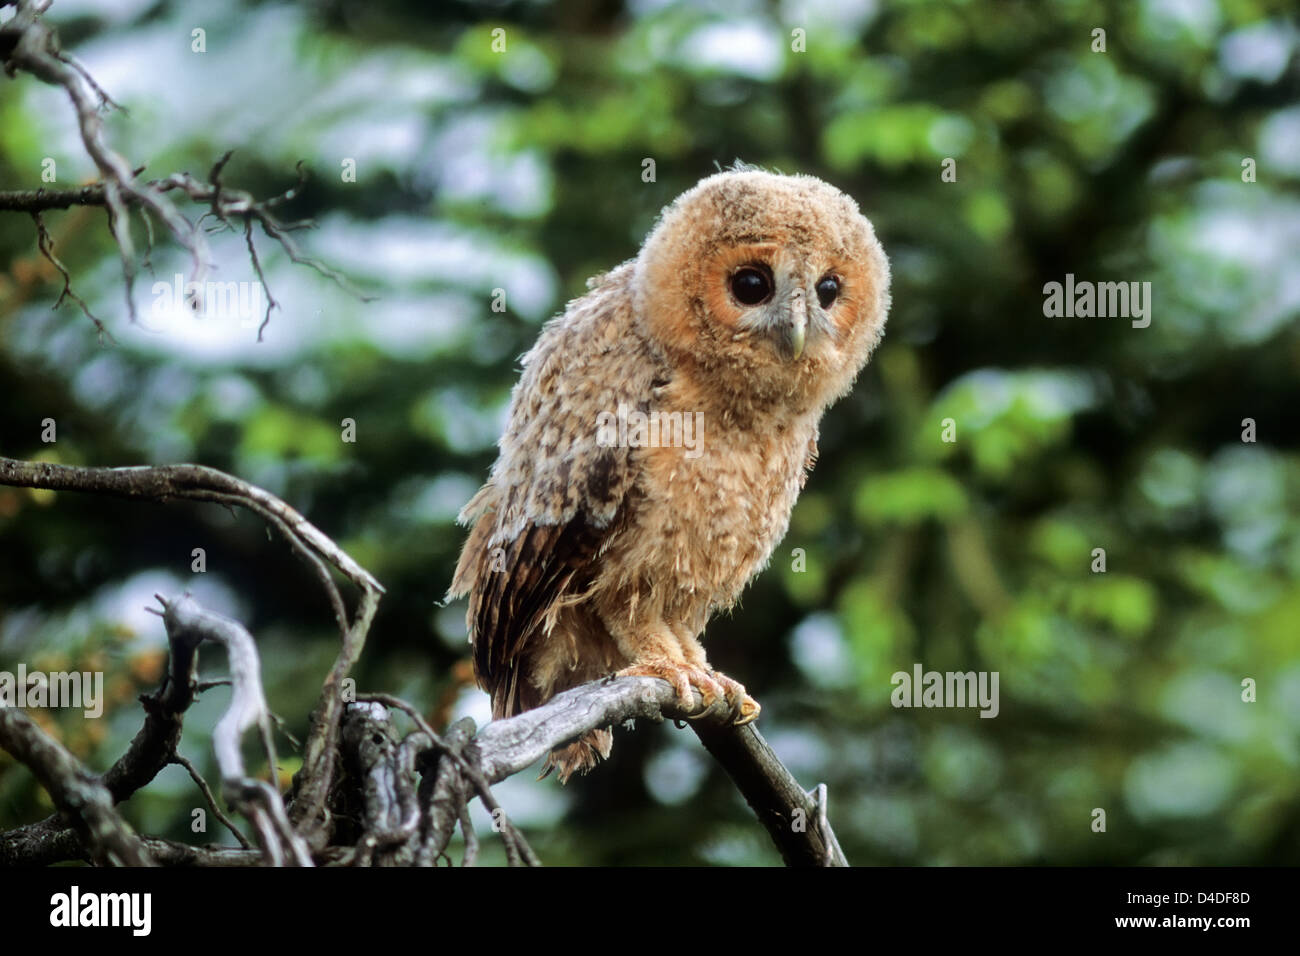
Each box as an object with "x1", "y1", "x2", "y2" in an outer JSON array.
[
  {"x1": 0, "y1": 3, "x2": 368, "y2": 336},
  {"x1": 1, "y1": 0, "x2": 209, "y2": 317},
  {"x1": 31, "y1": 210, "x2": 114, "y2": 343},
  {"x1": 172, "y1": 751, "x2": 253, "y2": 849}
]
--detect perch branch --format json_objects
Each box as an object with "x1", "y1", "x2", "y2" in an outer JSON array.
[
  {"x1": 693, "y1": 720, "x2": 847, "y2": 867},
  {"x1": 472, "y1": 676, "x2": 849, "y2": 866}
]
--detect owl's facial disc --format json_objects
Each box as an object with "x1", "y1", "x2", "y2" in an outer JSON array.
[{"x1": 725, "y1": 257, "x2": 834, "y2": 363}]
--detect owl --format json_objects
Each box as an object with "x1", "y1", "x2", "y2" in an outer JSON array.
[{"x1": 449, "y1": 167, "x2": 890, "y2": 781}]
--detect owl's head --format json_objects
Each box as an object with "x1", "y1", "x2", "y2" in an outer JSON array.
[{"x1": 633, "y1": 168, "x2": 890, "y2": 412}]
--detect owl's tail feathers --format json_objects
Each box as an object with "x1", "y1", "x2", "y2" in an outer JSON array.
[{"x1": 540, "y1": 728, "x2": 613, "y2": 784}]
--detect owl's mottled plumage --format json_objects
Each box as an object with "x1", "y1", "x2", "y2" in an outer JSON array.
[{"x1": 449, "y1": 168, "x2": 890, "y2": 780}]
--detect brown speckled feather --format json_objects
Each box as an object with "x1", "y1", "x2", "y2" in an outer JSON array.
[
  {"x1": 470, "y1": 515, "x2": 604, "y2": 717},
  {"x1": 450, "y1": 265, "x2": 656, "y2": 724}
]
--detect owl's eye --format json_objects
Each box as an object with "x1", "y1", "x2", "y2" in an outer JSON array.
[
  {"x1": 730, "y1": 266, "x2": 774, "y2": 306},
  {"x1": 816, "y1": 275, "x2": 840, "y2": 309}
]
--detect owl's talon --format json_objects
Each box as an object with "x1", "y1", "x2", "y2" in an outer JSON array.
[
  {"x1": 733, "y1": 695, "x2": 761, "y2": 726},
  {"x1": 616, "y1": 661, "x2": 726, "y2": 717},
  {"x1": 709, "y1": 670, "x2": 761, "y2": 726},
  {"x1": 617, "y1": 662, "x2": 760, "y2": 725}
]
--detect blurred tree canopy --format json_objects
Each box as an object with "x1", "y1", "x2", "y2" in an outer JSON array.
[{"x1": 1, "y1": 0, "x2": 1298, "y2": 865}]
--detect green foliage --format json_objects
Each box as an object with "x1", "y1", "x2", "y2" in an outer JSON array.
[{"x1": 1, "y1": 0, "x2": 1297, "y2": 865}]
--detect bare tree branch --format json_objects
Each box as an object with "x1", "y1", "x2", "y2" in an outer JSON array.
[
  {"x1": 154, "y1": 593, "x2": 313, "y2": 866},
  {"x1": 138, "y1": 838, "x2": 266, "y2": 867},
  {"x1": 0, "y1": 455, "x2": 385, "y2": 850},
  {"x1": 0, "y1": 2, "x2": 370, "y2": 338},
  {"x1": 0, "y1": 576, "x2": 207, "y2": 864},
  {"x1": 1, "y1": 0, "x2": 208, "y2": 318},
  {"x1": 0, "y1": 708, "x2": 154, "y2": 866},
  {"x1": 0, "y1": 812, "x2": 87, "y2": 867},
  {"x1": 693, "y1": 720, "x2": 847, "y2": 867},
  {"x1": 0, "y1": 179, "x2": 134, "y2": 212},
  {"x1": 338, "y1": 704, "x2": 422, "y2": 866},
  {"x1": 0, "y1": 456, "x2": 382, "y2": 616},
  {"x1": 472, "y1": 676, "x2": 849, "y2": 866},
  {"x1": 357, "y1": 697, "x2": 539, "y2": 867},
  {"x1": 101, "y1": 577, "x2": 203, "y2": 802}
]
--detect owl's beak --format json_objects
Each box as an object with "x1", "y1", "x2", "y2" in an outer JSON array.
[{"x1": 779, "y1": 289, "x2": 808, "y2": 361}]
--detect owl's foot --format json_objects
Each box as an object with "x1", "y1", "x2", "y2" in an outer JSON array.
[
  {"x1": 713, "y1": 670, "x2": 762, "y2": 726},
  {"x1": 616, "y1": 661, "x2": 760, "y2": 726}
]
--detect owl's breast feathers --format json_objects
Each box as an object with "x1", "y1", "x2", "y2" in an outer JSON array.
[
  {"x1": 617, "y1": 376, "x2": 820, "y2": 626},
  {"x1": 448, "y1": 264, "x2": 819, "y2": 718}
]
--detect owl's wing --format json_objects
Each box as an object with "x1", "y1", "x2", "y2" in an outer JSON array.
[
  {"x1": 449, "y1": 264, "x2": 656, "y2": 717},
  {"x1": 458, "y1": 508, "x2": 620, "y2": 718}
]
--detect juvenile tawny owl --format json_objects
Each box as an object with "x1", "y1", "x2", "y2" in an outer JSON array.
[{"x1": 449, "y1": 167, "x2": 890, "y2": 781}]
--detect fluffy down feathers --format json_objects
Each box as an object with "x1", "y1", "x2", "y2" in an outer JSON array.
[{"x1": 449, "y1": 168, "x2": 890, "y2": 780}]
